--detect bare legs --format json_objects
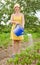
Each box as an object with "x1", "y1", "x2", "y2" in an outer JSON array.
[{"x1": 12, "y1": 40, "x2": 21, "y2": 55}]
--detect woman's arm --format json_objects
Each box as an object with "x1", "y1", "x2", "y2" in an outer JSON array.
[
  {"x1": 22, "y1": 14, "x2": 25, "y2": 28},
  {"x1": 10, "y1": 14, "x2": 16, "y2": 24},
  {"x1": 10, "y1": 14, "x2": 19, "y2": 24}
]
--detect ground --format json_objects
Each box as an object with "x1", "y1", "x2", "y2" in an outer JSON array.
[{"x1": 0, "y1": 38, "x2": 40, "y2": 65}]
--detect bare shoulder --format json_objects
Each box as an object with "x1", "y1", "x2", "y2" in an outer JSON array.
[
  {"x1": 20, "y1": 13, "x2": 24, "y2": 17},
  {"x1": 20, "y1": 13, "x2": 24, "y2": 15},
  {"x1": 20, "y1": 13, "x2": 24, "y2": 18}
]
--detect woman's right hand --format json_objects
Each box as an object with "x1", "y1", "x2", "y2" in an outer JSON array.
[
  {"x1": 11, "y1": 21, "x2": 16, "y2": 24},
  {"x1": 11, "y1": 21, "x2": 19, "y2": 25}
]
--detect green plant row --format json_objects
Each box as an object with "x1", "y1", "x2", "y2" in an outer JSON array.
[
  {"x1": 7, "y1": 42, "x2": 40, "y2": 65},
  {"x1": 0, "y1": 25, "x2": 11, "y2": 33}
]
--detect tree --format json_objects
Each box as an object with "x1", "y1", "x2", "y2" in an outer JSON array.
[{"x1": 0, "y1": 0, "x2": 40, "y2": 32}]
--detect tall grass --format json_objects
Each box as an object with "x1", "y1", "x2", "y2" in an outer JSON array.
[{"x1": 0, "y1": 31, "x2": 40, "y2": 48}]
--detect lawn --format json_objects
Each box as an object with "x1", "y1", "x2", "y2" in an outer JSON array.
[
  {"x1": 0, "y1": 31, "x2": 40, "y2": 48},
  {"x1": 0, "y1": 33, "x2": 11, "y2": 48}
]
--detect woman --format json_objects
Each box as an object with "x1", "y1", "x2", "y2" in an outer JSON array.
[{"x1": 10, "y1": 3, "x2": 25, "y2": 56}]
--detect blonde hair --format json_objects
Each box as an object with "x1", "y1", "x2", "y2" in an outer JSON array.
[{"x1": 14, "y1": 3, "x2": 20, "y2": 8}]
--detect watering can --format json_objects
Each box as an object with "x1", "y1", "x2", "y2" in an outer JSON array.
[{"x1": 13, "y1": 24, "x2": 24, "y2": 36}]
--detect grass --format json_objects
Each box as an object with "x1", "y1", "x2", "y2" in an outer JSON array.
[
  {"x1": 32, "y1": 33, "x2": 40, "y2": 39},
  {"x1": 0, "y1": 33, "x2": 11, "y2": 48},
  {"x1": 0, "y1": 31, "x2": 40, "y2": 48}
]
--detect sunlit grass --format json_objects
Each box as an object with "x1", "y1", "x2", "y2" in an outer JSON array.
[
  {"x1": 32, "y1": 33, "x2": 40, "y2": 39},
  {"x1": 0, "y1": 31, "x2": 40, "y2": 48},
  {"x1": 0, "y1": 33, "x2": 11, "y2": 48}
]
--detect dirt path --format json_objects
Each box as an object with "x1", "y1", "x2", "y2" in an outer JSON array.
[
  {"x1": 0, "y1": 38, "x2": 40, "y2": 65},
  {"x1": 0, "y1": 42, "x2": 28, "y2": 60},
  {"x1": 0, "y1": 42, "x2": 29, "y2": 65}
]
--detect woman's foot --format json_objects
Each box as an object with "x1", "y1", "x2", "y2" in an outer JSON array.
[{"x1": 11, "y1": 54, "x2": 16, "y2": 58}]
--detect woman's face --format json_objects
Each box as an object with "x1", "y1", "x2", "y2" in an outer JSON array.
[{"x1": 14, "y1": 6, "x2": 20, "y2": 12}]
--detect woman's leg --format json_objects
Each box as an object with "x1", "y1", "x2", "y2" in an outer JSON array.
[
  {"x1": 17, "y1": 40, "x2": 21, "y2": 54},
  {"x1": 12, "y1": 40, "x2": 21, "y2": 55}
]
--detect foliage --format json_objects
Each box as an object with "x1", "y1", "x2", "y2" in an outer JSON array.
[
  {"x1": 0, "y1": 0, "x2": 40, "y2": 32},
  {"x1": 25, "y1": 15, "x2": 40, "y2": 33}
]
